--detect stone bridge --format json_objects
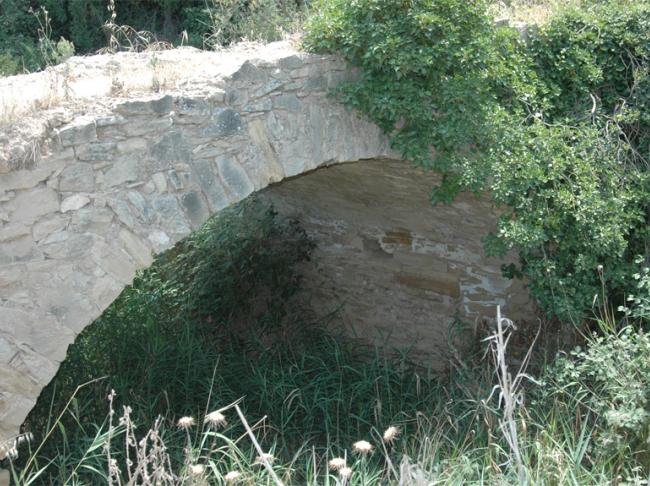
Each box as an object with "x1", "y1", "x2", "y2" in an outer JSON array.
[{"x1": 0, "y1": 41, "x2": 529, "y2": 443}]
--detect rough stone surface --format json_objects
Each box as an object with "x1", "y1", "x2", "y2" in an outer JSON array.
[
  {"x1": 0, "y1": 41, "x2": 529, "y2": 445},
  {"x1": 260, "y1": 160, "x2": 531, "y2": 366}
]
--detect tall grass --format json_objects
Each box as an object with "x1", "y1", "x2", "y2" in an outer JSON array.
[{"x1": 6, "y1": 313, "x2": 650, "y2": 484}]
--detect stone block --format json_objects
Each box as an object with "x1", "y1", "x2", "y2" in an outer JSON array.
[
  {"x1": 150, "y1": 194, "x2": 191, "y2": 236},
  {"x1": 279, "y1": 55, "x2": 304, "y2": 70},
  {"x1": 0, "y1": 162, "x2": 63, "y2": 193},
  {"x1": 75, "y1": 141, "x2": 117, "y2": 161},
  {"x1": 118, "y1": 229, "x2": 153, "y2": 267},
  {"x1": 71, "y1": 207, "x2": 113, "y2": 235},
  {"x1": 231, "y1": 60, "x2": 269, "y2": 84},
  {"x1": 56, "y1": 118, "x2": 97, "y2": 147},
  {"x1": 59, "y1": 163, "x2": 95, "y2": 192},
  {"x1": 216, "y1": 156, "x2": 253, "y2": 200},
  {"x1": 202, "y1": 108, "x2": 243, "y2": 138},
  {"x1": 175, "y1": 97, "x2": 211, "y2": 117},
  {"x1": 149, "y1": 131, "x2": 191, "y2": 170},
  {"x1": 90, "y1": 239, "x2": 137, "y2": 285},
  {"x1": 116, "y1": 95, "x2": 173, "y2": 115},
  {"x1": 60, "y1": 194, "x2": 90, "y2": 213},
  {"x1": 0, "y1": 224, "x2": 30, "y2": 243},
  {"x1": 181, "y1": 191, "x2": 210, "y2": 228},
  {"x1": 120, "y1": 116, "x2": 173, "y2": 136},
  {"x1": 96, "y1": 114, "x2": 127, "y2": 127},
  {"x1": 191, "y1": 159, "x2": 231, "y2": 211},
  {"x1": 40, "y1": 232, "x2": 93, "y2": 259},
  {"x1": 274, "y1": 94, "x2": 303, "y2": 112},
  {"x1": 10, "y1": 188, "x2": 59, "y2": 224},
  {"x1": 104, "y1": 158, "x2": 141, "y2": 188},
  {"x1": 32, "y1": 214, "x2": 69, "y2": 242},
  {"x1": 152, "y1": 172, "x2": 167, "y2": 193}
]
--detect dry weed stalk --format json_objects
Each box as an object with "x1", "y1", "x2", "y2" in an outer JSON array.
[
  {"x1": 99, "y1": 0, "x2": 172, "y2": 54},
  {"x1": 106, "y1": 390, "x2": 177, "y2": 486},
  {"x1": 483, "y1": 306, "x2": 540, "y2": 485}
]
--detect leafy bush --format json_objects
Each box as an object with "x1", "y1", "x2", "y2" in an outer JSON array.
[
  {"x1": 477, "y1": 119, "x2": 649, "y2": 321},
  {"x1": 304, "y1": 0, "x2": 496, "y2": 201},
  {"x1": 541, "y1": 325, "x2": 650, "y2": 466},
  {"x1": 305, "y1": 0, "x2": 650, "y2": 321}
]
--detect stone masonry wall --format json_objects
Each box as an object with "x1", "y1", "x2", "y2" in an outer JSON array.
[
  {"x1": 261, "y1": 160, "x2": 531, "y2": 367},
  {"x1": 0, "y1": 41, "x2": 394, "y2": 443}
]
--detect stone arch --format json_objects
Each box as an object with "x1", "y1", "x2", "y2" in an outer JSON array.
[{"x1": 0, "y1": 42, "x2": 528, "y2": 442}]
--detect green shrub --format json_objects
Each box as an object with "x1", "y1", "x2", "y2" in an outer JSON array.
[
  {"x1": 541, "y1": 325, "x2": 650, "y2": 466},
  {"x1": 476, "y1": 119, "x2": 649, "y2": 322},
  {"x1": 305, "y1": 0, "x2": 650, "y2": 321},
  {"x1": 304, "y1": 0, "x2": 496, "y2": 200}
]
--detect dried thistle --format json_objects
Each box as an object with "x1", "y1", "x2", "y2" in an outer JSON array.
[
  {"x1": 328, "y1": 457, "x2": 346, "y2": 471},
  {"x1": 177, "y1": 416, "x2": 195, "y2": 430},
  {"x1": 204, "y1": 410, "x2": 227, "y2": 428},
  {"x1": 188, "y1": 464, "x2": 205, "y2": 477},
  {"x1": 339, "y1": 466, "x2": 353, "y2": 479},
  {"x1": 382, "y1": 426, "x2": 400, "y2": 444},
  {"x1": 224, "y1": 470, "x2": 242, "y2": 482},
  {"x1": 254, "y1": 453, "x2": 275, "y2": 465},
  {"x1": 352, "y1": 440, "x2": 374, "y2": 455}
]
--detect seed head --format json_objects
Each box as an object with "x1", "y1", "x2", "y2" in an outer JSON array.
[
  {"x1": 382, "y1": 426, "x2": 400, "y2": 443},
  {"x1": 204, "y1": 410, "x2": 227, "y2": 428},
  {"x1": 352, "y1": 440, "x2": 373, "y2": 455},
  {"x1": 339, "y1": 466, "x2": 353, "y2": 479},
  {"x1": 188, "y1": 464, "x2": 205, "y2": 476},
  {"x1": 328, "y1": 457, "x2": 346, "y2": 471},
  {"x1": 224, "y1": 470, "x2": 242, "y2": 482},
  {"x1": 177, "y1": 416, "x2": 195, "y2": 429}
]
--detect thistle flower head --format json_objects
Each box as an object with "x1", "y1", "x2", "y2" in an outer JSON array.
[
  {"x1": 204, "y1": 410, "x2": 227, "y2": 428},
  {"x1": 177, "y1": 416, "x2": 195, "y2": 429},
  {"x1": 224, "y1": 470, "x2": 242, "y2": 482},
  {"x1": 352, "y1": 440, "x2": 373, "y2": 455},
  {"x1": 328, "y1": 457, "x2": 346, "y2": 471},
  {"x1": 188, "y1": 464, "x2": 205, "y2": 476},
  {"x1": 339, "y1": 466, "x2": 353, "y2": 479},
  {"x1": 382, "y1": 426, "x2": 400, "y2": 443}
]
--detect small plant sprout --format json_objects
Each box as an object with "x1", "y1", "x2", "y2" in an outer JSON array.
[
  {"x1": 383, "y1": 426, "x2": 400, "y2": 444},
  {"x1": 177, "y1": 416, "x2": 195, "y2": 429},
  {"x1": 328, "y1": 457, "x2": 347, "y2": 471},
  {"x1": 204, "y1": 410, "x2": 227, "y2": 428},
  {"x1": 352, "y1": 440, "x2": 374, "y2": 455},
  {"x1": 224, "y1": 470, "x2": 242, "y2": 482}
]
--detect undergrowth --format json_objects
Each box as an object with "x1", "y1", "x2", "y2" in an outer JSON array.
[{"x1": 3, "y1": 198, "x2": 650, "y2": 484}]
